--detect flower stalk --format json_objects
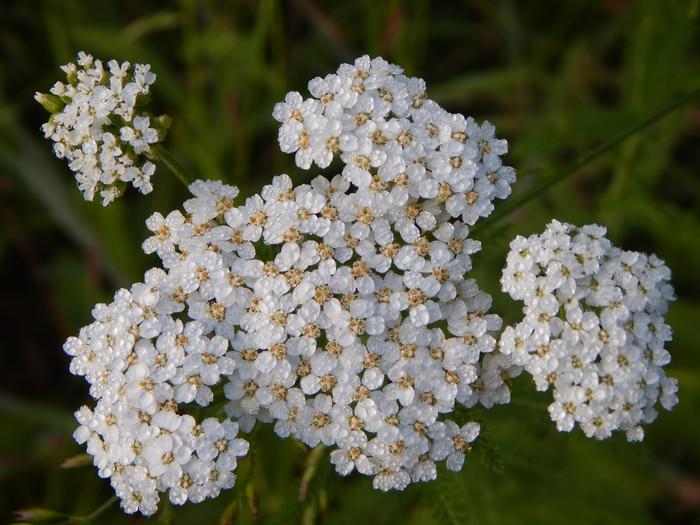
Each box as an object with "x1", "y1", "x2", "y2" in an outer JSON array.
[{"x1": 149, "y1": 143, "x2": 193, "y2": 187}]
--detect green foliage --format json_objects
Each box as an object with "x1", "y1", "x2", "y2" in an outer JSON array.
[
  {"x1": 425, "y1": 469, "x2": 471, "y2": 525},
  {"x1": 1, "y1": 0, "x2": 699, "y2": 523}
]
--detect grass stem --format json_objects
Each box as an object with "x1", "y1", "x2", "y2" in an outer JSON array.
[{"x1": 473, "y1": 85, "x2": 700, "y2": 233}]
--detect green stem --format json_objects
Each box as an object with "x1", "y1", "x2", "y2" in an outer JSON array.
[
  {"x1": 299, "y1": 445, "x2": 327, "y2": 502},
  {"x1": 151, "y1": 143, "x2": 193, "y2": 187},
  {"x1": 54, "y1": 495, "x2": 118, "y2": 525},
  {"x1": 82, "y1": 496, "x2": 118, "y2": 522},
  {"x1": 473, "y1": 85, "x2": 700, "y2": 233}
]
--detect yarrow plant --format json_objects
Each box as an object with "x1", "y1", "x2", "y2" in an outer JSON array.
[{"x1": 38, "y1": 53, "x2": 678, "y2": 516}]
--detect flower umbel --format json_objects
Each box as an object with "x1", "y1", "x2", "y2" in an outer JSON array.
[
  {"x1": 36, "y1": 52, "x2": 169, "y2": 205},
  {"x1": 500, "y1": 220, "x2": 678, "y2": 441}
]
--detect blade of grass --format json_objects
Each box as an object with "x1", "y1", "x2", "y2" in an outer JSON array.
[
  {"x1": 122, "y1": 10, "x2": 180, "y2": 41},
  {"x1": 473, "y1": 84, "x2": 700, "y2": 233},
  {"x1": 430, "y1": 67, "x2": 531, "y2": 105},
  {"x1": 0, "y1": 117, "x2": 128, "y2": 287},
  {"x1": 0, "y1": 393, "x2": 76, "y2": 433},
  {"x1": 52, "y1": 496, "x2": 118, "y2": 525}
]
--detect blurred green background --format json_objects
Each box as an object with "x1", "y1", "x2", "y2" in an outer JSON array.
[{"x1": 1, "y1": 0, "x2": 699, "y2": 523}]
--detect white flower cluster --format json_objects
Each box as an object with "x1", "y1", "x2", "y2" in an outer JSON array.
[
  {"x1": 63, "y1": 54, "x2": 682, "y2": 514},
  {"x1": 273, "y1": 55, "x2": 516, "y2": 226},
  {"x1": 66, "y1": 56, "x2": 521, "y2": 512},
  {"x1": 54, "y1": 52, "x2": 513, "y2": 517},
  {"x1": 151, "y1": 173, "x2": 518, "y2": 493},
  {"x1": 64, "y1": 282, "x2": 249, "y2": 515},
  {"x1": 264, "y1": 56, "x2": 519, "y2": 487},
  {"x1": 37, "y1": 52, "x2": 163, "y2": 205},
  {"x1": 500, "y1": 220, "x2": 678, "y2": 441}
]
